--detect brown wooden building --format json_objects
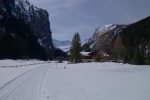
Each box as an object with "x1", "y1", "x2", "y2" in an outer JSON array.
[{"x1": 80, "y1": 51, "x2": 97, "y2": 62}]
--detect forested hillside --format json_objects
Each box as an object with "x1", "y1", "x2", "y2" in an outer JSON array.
[{"x1": 120, "y1": 16, "x2": 150, "y2": 64}]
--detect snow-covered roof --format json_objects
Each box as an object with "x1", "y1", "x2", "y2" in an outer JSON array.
[{"x1": 80, "y1": 52, "x2": 91, "y2": 56}]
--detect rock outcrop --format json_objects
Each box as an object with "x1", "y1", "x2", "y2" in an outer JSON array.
[{"x1": 0, "y1": 0, "x2": 53, "y2": 60}]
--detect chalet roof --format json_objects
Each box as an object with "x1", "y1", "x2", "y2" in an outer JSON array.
[
  {"x1": 80, "y1": 52, "x2": 91, "y2": 56},
  {"x1": 80, "y1": 51, "x2": 97, "y2": 57},
  {"x1": 67, "y1": 51, "x2": 97, "y2": 57}
]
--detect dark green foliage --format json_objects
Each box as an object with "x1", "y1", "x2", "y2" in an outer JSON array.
[
  {"x1": 120, "y1": 16, "x2": 150, "y2": 64},
  {"x1": 0, "y1": 16, "x2": 50, "y2": 60},
  {"x1": 52, "y1": 47, "x2": 67, "y2": 61},
  {"x1": 70, "y1": 32, "x2": 81, "y2": 63}
]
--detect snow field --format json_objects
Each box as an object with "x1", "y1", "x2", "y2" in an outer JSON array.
[{"x1": 0, "y1": 60, "x2": 150, "y2": 100}]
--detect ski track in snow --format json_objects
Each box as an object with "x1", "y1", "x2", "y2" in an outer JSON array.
[
  {"x1": 0, "y1": 62, "x2": 52, "y2": 100},
  {"x1": 0, "y1": 60, "x2": 150, "y2": 100}
]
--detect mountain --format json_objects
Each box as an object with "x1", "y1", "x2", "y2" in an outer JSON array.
[
  {"x1": 0, "y1": 0, "x2": 53, "y2": 60},
  {"x1": 82, "y1": 24, "x2": 127, "y2": 51},
  {"x1": 53, "y1": 38, "x2": 71, "y2": 47},
  {"x1": 119, "y1": 16, "x2": 150, "y2": 64},
  {"x1": 82, "y1": 17, "x2": 150, "y2": 64},
  {"x1": 53, "y1": 38, "x2": 71, "y2": 52}
]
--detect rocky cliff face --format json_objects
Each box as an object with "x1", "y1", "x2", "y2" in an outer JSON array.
[
  {"x1": 82, "y1": 24, "x2": 127, "y2": 51},
  {"x1": 0, "y1": 0, "x2": 53, "y2": 60},
  {"x1": 14, "y1": 0, "x2": 53, "y2": 47}
]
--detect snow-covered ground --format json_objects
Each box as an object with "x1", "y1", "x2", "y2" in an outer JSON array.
[{"x1": 0, "y1": 60, "x2": 150, "y2": 100}]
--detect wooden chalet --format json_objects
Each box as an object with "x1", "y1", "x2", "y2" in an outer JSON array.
[{"x1": 80, "y1": 51, "x2": 97, "y2": 62}]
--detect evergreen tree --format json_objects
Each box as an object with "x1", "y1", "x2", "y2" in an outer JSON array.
[
  {"x1": 120, "y1": 16, "x2": 150, "y2": 64},
  {"x1": 70, "y1": 33, "x2": 81, "y2": 63}
]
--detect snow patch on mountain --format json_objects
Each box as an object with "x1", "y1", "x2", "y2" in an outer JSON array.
[
  {"x1": 13, "y1": 0, "x2": 44, "y2": 23},
  {"x1": 15, "y1": 0, "x2": 30, "y2": 11},
  {"x1": 94, "y1": 24, "x2": 117, "y2": 36},
  {"x1": 82, "y1": 24, "x2": 126, "y2": 50},
  {"x1": 53, "y1": 39, "x2": 71, "y2": 52},
  {"x1": 58, "y1": 45, "x2": 71, "y2": 52}
]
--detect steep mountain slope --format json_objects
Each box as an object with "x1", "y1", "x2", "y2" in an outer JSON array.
[
  {"x1": 0, "y1": 0, "x2": 53, "y2": 60},
  {"x1": 82, "y1": 24, "x2": 126, "y2": 51},
  {"x1": 119, "y1": 16, "x2": 150, "y2": 64}
]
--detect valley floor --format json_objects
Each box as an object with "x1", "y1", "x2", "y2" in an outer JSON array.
[{"x1": 0, "y1": 60, "x2": 150, "y2": 100}]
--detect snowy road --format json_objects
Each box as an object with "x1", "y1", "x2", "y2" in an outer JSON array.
[{"x1": 0, "y1": 60, "x2": 150, "y2": 100}]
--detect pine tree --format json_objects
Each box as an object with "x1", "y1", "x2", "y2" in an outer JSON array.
[{"x1": 69, "y1": 33, "x2": 81, "y2": 63}]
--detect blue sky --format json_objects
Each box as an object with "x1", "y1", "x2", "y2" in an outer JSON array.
[{"x1": 29, "y1": 0, "x2": 150, "y2": 41}]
